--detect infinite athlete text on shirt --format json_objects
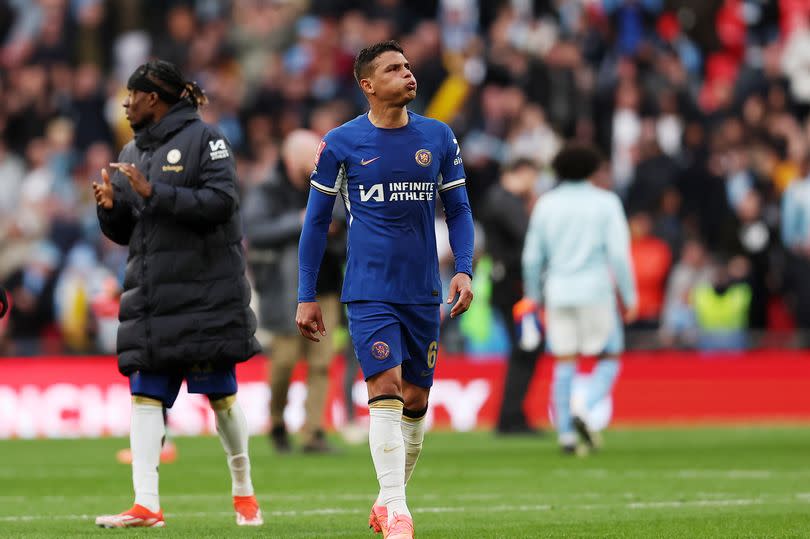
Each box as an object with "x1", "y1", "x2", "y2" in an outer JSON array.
[{"x1": 359, "y1": 181, "x2": 435, "y2": 202}]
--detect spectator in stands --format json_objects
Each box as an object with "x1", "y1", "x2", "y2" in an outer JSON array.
[
  {"x1": 781, "y1": 153, "x2": 810, "y2": 336},
  {"x1": 660, "y1": 239, "x2": 712, "y2": 348},
  {"x1": 152, "y1": 4, "x2": 195, "y2": 70},
  {"x1": 0, "y1": 0, "x2": 804, "y2": 357},
  {"x1": 53, "y1": 243, "x2": 115, "y2": 352},
  {"x1": 652, "y1": 186, "x2": 684, "y2": 257},
  {"x1": 0, "y1": 286, "x2": 8, "y2": 319},
  {"x1": 4, "y1": 241, "x2": 61, "y2": 356},
  {"x1": 0, "y1": 136, "x2": 26, "y2": 225},
  {"x1": 628, "y1": 212, "x2": 672, "y2": 332},
  {"x1": 242, "y1": 130, "x2": 343, "y2": 453},
  {"x1": 627, "y1": 134, "x2": 680, "y2": 217},
  {"x1": 480, "y1": 158, "x2": 543, "y2": 435},
  {"x1": 726, "y1": 190, "x2": 776, "y2": 330},
  {"x1": 0, "y1": 137, "x2": 53, "y2": 283},
  {"x1": 693, "y1": 257, "x2": 753, "y2": 351},
  {"x1": 70, "y1": 63, "x2": 114, "y2": 151}
]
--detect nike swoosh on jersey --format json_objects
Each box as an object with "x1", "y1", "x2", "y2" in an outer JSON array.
[{"x1": 360, "y1": 156, "x2": 382, "y2": 166}]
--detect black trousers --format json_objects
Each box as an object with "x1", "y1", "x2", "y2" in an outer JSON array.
[
  {"x1": 493, "y1": 299, "x2": 542, "y2": 430},
  {"x1": 785, "y1": 253, "x2": 810, "y2": 345}
]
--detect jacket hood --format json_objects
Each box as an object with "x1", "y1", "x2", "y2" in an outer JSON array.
[{"x1": 134, "y1": 101, "x2": 199, "y2": 150}]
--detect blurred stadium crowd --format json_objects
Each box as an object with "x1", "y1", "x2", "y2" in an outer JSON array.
[{"x1": 2, "y1": 0, "x2": 810, "y2": 356}]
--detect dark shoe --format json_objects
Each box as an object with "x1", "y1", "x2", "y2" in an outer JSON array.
[
  {"x1": 301, "y1": 430, "x2": 336, "y2": 454},
  {"x1": 560, "y1": 444, "x2": 589, "y2": 457},
  {"x1": 269, "y1": 425, "x2": 291, "y2": 453},
  {"x1": 572, "y1": 416, "x2": 594, "y2": 449}
]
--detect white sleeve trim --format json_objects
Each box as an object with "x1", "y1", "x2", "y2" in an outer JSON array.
[
  {"x1": 335, "y1": 163, "x2": 347, "y2": 192},
  {"x1": 438, "y1": 178, "x2": 466, "y2": 192},
  {"x1": 310, "y1": 179, "x2": 339, "y2": 195}
]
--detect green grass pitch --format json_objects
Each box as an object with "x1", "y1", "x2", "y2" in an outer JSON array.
[{"x1": 1, "y1": 426, "x2": 808, "y2": 537}]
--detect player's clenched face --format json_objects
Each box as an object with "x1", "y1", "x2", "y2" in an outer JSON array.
[{"x1": 365, "y1": 51, "x2": 417, "y2": 106}]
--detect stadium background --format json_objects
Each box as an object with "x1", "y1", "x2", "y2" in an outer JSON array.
[
  {"x1": 4, "y1": 0, "x2": 810, "y2": 354},
  {"x1": 2, "y1": 0, "x2": 810, "y2": 429}
]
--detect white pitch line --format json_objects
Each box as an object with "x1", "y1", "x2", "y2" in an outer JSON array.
[
  {"x1": 674, "y1": 470, "x2": 774, "y2": 479},
  {"x1": 415, "y1": 504, "x2": 553, "y2": 514},
  {"x1": 0, "y1": 492, "x2": 503, "y2": 503},
  {"x1": 550, "y1": 468, "x2": 809, "y2": 480},
  {"x1": 2, "y1": 497, "x2": 805, "y2": 523},
  {"x1": 3, "y1": 467, "x2": 803, "y2": 480},
  {"x1": 625, "y1": 499, "x2": 761, "y2": 509},
  {"x1": 0, "y1": 469, "x2": 108, "y2": 479}
]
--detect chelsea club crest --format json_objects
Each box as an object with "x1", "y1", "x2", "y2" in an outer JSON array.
[
  {"x1": 372, "y1": 341, "x2": 390, "y2": 360},
  {"x1": 415, "y1": 149, "x2": 432, "y2": 167}
]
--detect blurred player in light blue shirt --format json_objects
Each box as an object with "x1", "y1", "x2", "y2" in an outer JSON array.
[{"x1": 522, "y1": 144, "x2": 637, "y2": 454}]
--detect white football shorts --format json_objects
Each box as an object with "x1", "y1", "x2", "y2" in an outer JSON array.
[{"x1": 546, "y1": 304, "x2": 614, "y2": 357}]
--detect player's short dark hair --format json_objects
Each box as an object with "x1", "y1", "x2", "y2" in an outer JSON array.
[
  {"x1": 551, "y1": 142, "x2": 602, "y2": 182},
  {"x1": 127, "y1": 60, "x2": 208, "y2": 109},
  {"x1": 354, "y1": 40, "x2": 405, "y2": 83}
]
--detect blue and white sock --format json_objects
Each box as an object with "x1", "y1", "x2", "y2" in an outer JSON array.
[{"x1": 552, "y1": 361, "x2": 576, "y2": 445}]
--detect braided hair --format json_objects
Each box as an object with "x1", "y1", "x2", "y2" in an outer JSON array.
[{"x1": 127, "y1": 60, "x2": 208, "y2": 109}]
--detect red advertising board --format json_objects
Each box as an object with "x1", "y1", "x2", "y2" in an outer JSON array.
[{"x1": 0, "y1": 351, "x2": 808, "y2": 438}]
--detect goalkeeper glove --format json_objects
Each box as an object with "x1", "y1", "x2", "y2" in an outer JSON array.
[{"x1": 513, "y1": 298, "x2": 542, "y2": 351}]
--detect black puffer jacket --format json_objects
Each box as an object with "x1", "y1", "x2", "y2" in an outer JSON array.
[{"x1": 97, "y1": 102, "x2": 260, "y2": 375}]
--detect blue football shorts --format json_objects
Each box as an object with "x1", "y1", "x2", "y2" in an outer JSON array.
[
  {"x1": 347, "y1": 301, "x2": 440, "y2": 388},
  {"x1": 129, "y1": 363, "x2": 237, "y2": 408}
]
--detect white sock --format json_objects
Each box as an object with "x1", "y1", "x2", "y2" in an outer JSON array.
[
  {"x1": 131, "y1": 400, "x2": 165, "y2": 513},
  {"x1": 369, "y1": 399, "x2": 409, "y2": 524},
  {"x1": 401, "y1": 412, "x2": 426, "y2": 485},
  {"x1": 212, "y1": 397, "x2": 254, "y2": 497}
]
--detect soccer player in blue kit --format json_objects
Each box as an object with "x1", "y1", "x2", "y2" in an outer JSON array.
[{"x1": 296, "y1": 41, "x2": 474, "y2": 539}]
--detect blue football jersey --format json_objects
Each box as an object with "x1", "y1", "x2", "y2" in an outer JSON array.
[{"x1": 298, "y1": 111, "x2": 474, "y2": 304}]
